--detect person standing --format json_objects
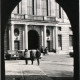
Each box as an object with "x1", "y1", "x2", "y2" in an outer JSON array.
[
  {"x1": 44, "y1": 47, "x2": 48, "y2": 55},
  {"x1": 41, "y1": 46, "x2": 44, "y2": 56},
  {"x1": 30, "y1": 50, "x2": 34, "y2": 65},
  {"x1": 36, "y1": 49, "x2": 41, "y2": 65},
  {"x1": 24, "y1": 49, "x2": 28, "y2": 64}
]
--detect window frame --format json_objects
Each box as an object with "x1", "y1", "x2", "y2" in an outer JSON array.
[
  {"x1": 58, "y1": 35, "x2": 62, "y2": 48},
  {"x1": 69, "y1": 35, "x2": 73, "y2": 47}
]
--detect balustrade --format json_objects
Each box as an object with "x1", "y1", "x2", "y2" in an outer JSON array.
[{"x1": 11, "y1": 13, "x2": 56, "y2": 22}]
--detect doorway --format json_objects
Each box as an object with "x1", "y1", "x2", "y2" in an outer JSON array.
[
  {"x1": 28, "y1": 30, "x2": 39, "y2": 50},
  {"x1": 47, "y1": 41, "x2": 50, "y2": 52}
]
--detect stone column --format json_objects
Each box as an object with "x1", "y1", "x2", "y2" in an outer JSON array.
[
  {"x1": 9, "y1": 26, "x2": 11, "y2": 50},
  {"x1": 41, "y1": 30, "x2": 43, "y2": 46},
  {"x1": 55, "y1": 25, "x2": 58, "y2": 52},
  {"x1": 25, "y1": 24, "x2": 28, "y2": 50},
  {"x1": 53, "y1": 27, "x2": 55, "y2": 50},
  {"x1": 11, "y1": 24, "x2": 14, "y2": 50},
  {"x1": 43, "y1": 25, "x2": 47, "y2": 48},
  {"x1": 23, "y1": 29, "x2": 25, "y2": 50}
]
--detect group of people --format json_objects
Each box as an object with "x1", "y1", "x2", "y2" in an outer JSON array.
[
  {"x1": 24, "y1": 47, "x2": 48, "y2": 65},
  {"x1": 24, "y1": 49, "x2": 41, "y2": 65}
]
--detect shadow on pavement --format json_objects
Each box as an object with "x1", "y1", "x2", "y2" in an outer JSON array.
[
  {"x1": 5, "y1": 75, "x2": 73, "y2": 80},
  {"x1": 50, "y1": 77, "x2": 73, "y2": 80},
  {"x1": 5, "y1": 75, "x2": 52, "y2": 80}
]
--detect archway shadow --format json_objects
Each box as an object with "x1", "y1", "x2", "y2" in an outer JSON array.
[{"x1": 5, "y1": 75, "x2": 73, "y2": 80}]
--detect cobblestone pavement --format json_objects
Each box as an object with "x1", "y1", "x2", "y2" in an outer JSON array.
[{"x1": 5, "y1": 52, "x2": 73, "y2": 80}]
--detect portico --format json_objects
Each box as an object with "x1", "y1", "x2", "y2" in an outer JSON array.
[{"x1": 9, "y1": 21, "x2": 58, "y2": 52}]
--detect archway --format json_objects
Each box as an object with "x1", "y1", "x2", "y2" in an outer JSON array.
[
  {"x1": 28, "y1": 30, "x2": 39, "y2": 50},
  {"x1": 1, "y1": 0, "x2": 79, "y2": 80}
]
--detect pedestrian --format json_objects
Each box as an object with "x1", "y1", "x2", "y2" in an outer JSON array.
[
  {"x1": 41, "y1": 46, "x2": 45, "y2": 55},
  {"x1": 41, "y1": 46, "x2": 43, "y2": 53},
  {"x1": 41, "y1": 46, "x2": 44, "y2": 55},
  {"x1": 30, "y1": 50, "x2": 35, "y2": 65},
  {"x1": 36, "y1": 49, "x2": 41, "y2": 65},
  {"x1": 44, "y1": 47, "x2": 48, "y2": 55},
  {"x1": 24, "y1": 49, "x2": 28, "y2": 64}
]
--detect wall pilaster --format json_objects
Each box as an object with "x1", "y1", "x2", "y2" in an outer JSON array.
[
  {"x1": 25, "y1": 24, "x2": 28, "y2": 50},
  {"x1": 11, "y1": 24, "x2": 14, "y2": 50},
  {"x1": 43, "y1": 25, "x2": 47, "y2": 48}
]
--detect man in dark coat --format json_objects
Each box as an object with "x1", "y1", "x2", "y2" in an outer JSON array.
[
  {"x1": 36, "y1": 49, "x2": 41, "y2": 65},
  {"x1": 41, "y1": 46, "x2": 44, "y2": 55},
  {"x1": 30, "y1": 50, "x2": 34, "y2": 65},
  {"x1": 44, "y1": 47, "x2": 48, "y2": 55}
]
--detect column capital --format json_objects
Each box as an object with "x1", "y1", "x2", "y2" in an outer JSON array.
[
  {"x1": 11, "y1": 21, "x2": 15, "y2": 25},
  {"x1": 25, "y1": 23, "x2": 29, "y2": 26},
  {"x1": 11, "y1": 24, "x2": 14, "y2": 26},
  {"x1": 7, "y1": 23, "x2": 14, "y2": 26},
  {"x1": 55, "y1": 24, "x2": 58, "y2": 27},
  {"x1": 44, "y1": 25, "x2": 47, "y2": 27}
]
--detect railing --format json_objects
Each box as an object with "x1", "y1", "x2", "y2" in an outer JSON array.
[{"x1": 11, "y1": 13, "x2": 56, "y2": 22}]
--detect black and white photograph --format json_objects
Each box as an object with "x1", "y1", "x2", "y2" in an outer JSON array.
[{"x1": 1, "y1": 0, "x2": 79, "y2": 80}]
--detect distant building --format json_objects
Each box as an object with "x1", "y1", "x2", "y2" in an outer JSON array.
[{"x1": 4, "y1": 0, "x2": 73, "y2": 54}]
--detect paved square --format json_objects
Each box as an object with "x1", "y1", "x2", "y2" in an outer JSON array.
[{"x1": 5, "y1": 53, "x2": 73, "y2": 80}]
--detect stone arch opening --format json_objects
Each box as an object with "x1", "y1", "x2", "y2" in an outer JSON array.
[
  {"x1": 1, "y1": 0, "x2": 78, "y2": 80},
  {"x1": 28, "y1": 30, "x2": 39, "y2": 50}
]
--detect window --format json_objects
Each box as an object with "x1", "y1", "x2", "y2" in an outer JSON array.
[
  {"x1": 69, "y1": 35, "x2": 73, "y2": 47},
  {"x1": 58, "y1": 35, "x2": 62, "y2": 47},
  {"x1": 17, "y1": 1, "x2": 22, "y2": 14},
  {"x1": 59, "y1": 5, "x2": 61, "y2": 18},
  {"x1": 48, "y1": 0, "x2": 51, "y2": 16},
  {"x1": 17, "y1": 3, "x2": 19, "y2": 13}
]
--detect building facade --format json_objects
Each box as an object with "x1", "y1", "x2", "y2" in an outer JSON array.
[{"x1": 4, "y1": 0, "x2": 73, "y2": 54}]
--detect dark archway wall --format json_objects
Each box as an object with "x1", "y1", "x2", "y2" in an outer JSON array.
[
  {"x1": 1, "y1": 0, "x2": 79, "y2": 80},
  {"x1": 1, "y1": 0, "x2": 21, "y2": 28},
  {"x1": 56, "y1": 1, "x2": 79, "y2": 80}
]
